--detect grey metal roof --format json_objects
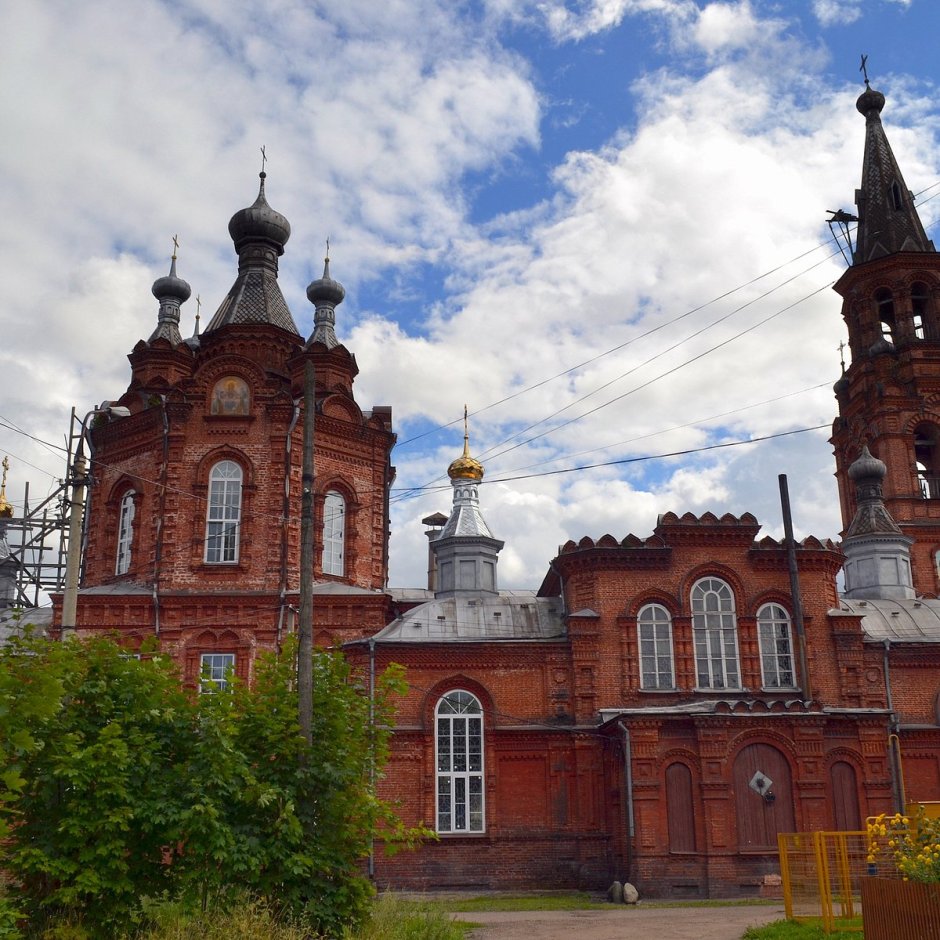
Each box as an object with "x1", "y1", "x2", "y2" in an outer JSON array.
[
  {"x1": 372, "y1": 593, "x2": 566, "y2": 643},
  {"x1": 0, "y1": 607, "x2": 52, "y2": 644},
  {"x1": 834, "y1": 597, "x2": 940, "y2": 643},
  {"x1": 204, "y1": 271, "x2": 299, "y2": 335}
]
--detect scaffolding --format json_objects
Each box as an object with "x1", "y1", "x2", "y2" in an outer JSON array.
[{"x1": 2, "y1": 409, "x2": 83, "y2": 610}]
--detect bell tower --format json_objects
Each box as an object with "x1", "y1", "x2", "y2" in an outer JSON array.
[{"x1": 831, "y1": 77, "x2": 940, "y2": 596}]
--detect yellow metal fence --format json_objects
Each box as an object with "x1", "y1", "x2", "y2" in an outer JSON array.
[{"x1": 778, "y1": 830, "x2": 868, "y2": 934}]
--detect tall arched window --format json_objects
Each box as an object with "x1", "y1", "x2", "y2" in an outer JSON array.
[
  {"x1": 757, "y1": 603, "x2": 796, "y2": 689},
  {"x1": 205, "y1": 460, "x2": 242, "y2": 563},
  {"x1": 637, "y1": 604, "x2": 675, "y2": 689},
  {"x1": 912, "y1": 282, "x2": 929, "y2": 340},
  {"x1": 115, "y1": 490, "x2": 136, "y2": 575},
  {"x1": 436, "y1": 690, "x2": 484, "y2": 833},
  {"x1": 915, "y1": 423, "x2": 940, "y2": 499},
  {"x1": 691, "y1": 577, "x2": 741, "y2": 690},
  {"x1": 875, "y1": 288, "x2": 896, "y2": 345},
  {"x1": 322, "y1": 490, "x2": 345, "y2": 576}
]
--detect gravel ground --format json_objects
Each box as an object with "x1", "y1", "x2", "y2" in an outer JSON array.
[{"x1": 450, "y1": 904, "x2": 785, "y2": 940}]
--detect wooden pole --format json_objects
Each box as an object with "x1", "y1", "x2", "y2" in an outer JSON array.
[
  {"x1": 779, "y1": 474, "x2": 811, "y2": 700},
  {"x1": 299, "y1": 360, "x2": 316, "y2": 744}
]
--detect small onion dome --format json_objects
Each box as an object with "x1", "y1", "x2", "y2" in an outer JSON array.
[
  {"x1": 848, "y1": 445, "x2": 886, "y2": 484},
  {"x1": 448, "y1": 438, "x2": 484, "y2": 481},
  {"x1": 833, "y1": 374, "x2": 850, "y2": 396},
  {"x1": 151, "y1": 255, "x2": 191, "y2": 304},
  {"x1": 228, "y1": 171, "x2": 291, "y2": 255},
  {"x1": 857, "y1": 84, "x2": 886, "y2": 119},
  {"x1": 0, "y1": 490, "x2": 12, "y2": 519},
  {"x1": 306, "y1": 256, "x2": 345, "y2": 306}
]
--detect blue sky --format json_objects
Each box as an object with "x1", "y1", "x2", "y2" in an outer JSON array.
[{"x1": 2, "y1": 0, "x2": 939, "y2": 592}]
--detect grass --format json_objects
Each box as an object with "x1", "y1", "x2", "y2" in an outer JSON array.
[
  {"x1": 742, "y1": 918, "x2": 862, "y2": 940},
  {"x1": 420, "y1": 892, "x2": 780, "y2": 913}
]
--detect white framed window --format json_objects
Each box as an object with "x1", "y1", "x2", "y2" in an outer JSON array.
[
  {"x1": 115, "y1": 490, "x2": 136, "y2": 575},
  {"x1": 436, "y1": 690, "x2": 484, "y2": 833},
  {"x1": 638, "y1": 603, "x2": 675, "y2": 689},
  {"x1": 323, "y1": 490, "x2": 345, "y2": 576},
  {"x1": 757, "y1": 603, "x2": 796, "y2": 689},
  {"x1": 205, "y1": 460, "x2": 242, "y2": 563},
  {"x1": 691, "y1": 577, "x2": 741, "y2": 690},
  {"x1": 200, "y1": 652, "x2": 235, "y2": 693}
]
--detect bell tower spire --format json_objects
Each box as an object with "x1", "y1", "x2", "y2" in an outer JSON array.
[
  {"x1": 852, "y1": 72, "x2": 934, "y2": 263},
  {"x1": 831, "y1": 64, "x2": 940, "y2": 597}
]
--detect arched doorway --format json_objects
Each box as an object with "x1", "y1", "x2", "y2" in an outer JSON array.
[{"x1": 733, "y1": 742, "x2": 795, "y2": 850}]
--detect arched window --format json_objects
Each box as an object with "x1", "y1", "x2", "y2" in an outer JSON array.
[
  {"x1": 875, "y1": 288, "x2": 895, "y2": 344},
  {"x1": 757, "y1": 603, "x2": 796, "y2": 689},
  {"x1": 115, "y1": 490, "x2": 136, "y2": 575},
  {"x1": 637, "y1": 604, "x2": 675, "y2": 689},
  {"x1": 915, "y1": 423, "x2": 940, "y2": 499},
  {"x1": 691, "y1": 577, "x2": 741, "y2": 690},
  {"x1": 891, "y1": 180, "x2": 904, "y2": 211},
  {"x1": 204, "y1": 460, "x2": 242, "y2": 563},
  {"x1": 436, "y1": 690, "x2": 484, "y2": 833},
  {"x1": 322, "y1": 490, "x2": 345, "y2": 576},
  {"x1": 912, "y1": 282, "x2": 929, "y2": 340}
]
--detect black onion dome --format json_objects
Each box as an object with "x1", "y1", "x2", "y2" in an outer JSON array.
[
  {"x1": 848, "y1": 445, "x2": 886, "y2": 484},
  {"x1": 151, "y1": 256, "x2": 191, "y2": 303},
  {"x1": 857, "y1": 84, "x2": 886, "y2": 119},
  {"x1": 306, "y1": 256, "x2": 345, "y2": 306},
  {"x1": 833, "y1": 374, "x2": 849, "y2": 396},
  {"x1": 228, "y1": 172, "x2": 291, "y2": 256}
]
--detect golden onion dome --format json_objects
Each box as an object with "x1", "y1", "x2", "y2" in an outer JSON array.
[{"x1": 447, "y1": 407, "x2": 484, "y2": 481}]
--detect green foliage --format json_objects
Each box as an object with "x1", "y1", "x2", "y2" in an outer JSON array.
[
  {"x1": 742, "y1": 920, "x2": 859, "y2": 940},
  {"x1": 348, "y1": 894, "x2": 469, "y2": 940},
  {"x1": 0, "y1": 632, "x2": 423, "y2": 939}
]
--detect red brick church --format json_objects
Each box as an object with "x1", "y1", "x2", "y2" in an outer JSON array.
[{"x1": 46, "y1": 78, "x2": 940, "y2": 897}]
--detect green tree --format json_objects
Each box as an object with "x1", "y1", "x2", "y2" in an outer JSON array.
[{"x1": 0, "y1": 631, "x2": 423, "y2": 938}]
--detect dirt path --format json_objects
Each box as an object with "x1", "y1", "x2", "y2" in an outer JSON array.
[{"x1": 451, "y1": 904, "x2": 785, "y2": 940}]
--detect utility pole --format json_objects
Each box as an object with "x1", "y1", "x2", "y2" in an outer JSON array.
[
  {"x1": 298, "y1": 360, "x2": 316, "y2": 745},
  {"x1": 60, "y1": 451, "x2": 87, "y2": 636},
  {"x1": 779, "y1": 474, "x2": 811, "y2": 701}
]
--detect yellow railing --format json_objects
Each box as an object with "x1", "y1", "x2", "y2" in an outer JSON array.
[{"x1": 779, "y1": 830, "x2": 868, "y2": 934}]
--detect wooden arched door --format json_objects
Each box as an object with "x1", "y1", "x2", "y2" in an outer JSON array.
[
  {"x1": 830, "y1": 761, "x2": 862, "y2": 831},
  {"x1": 733, "y1": 743, "x2": 795, "y2": 850}
]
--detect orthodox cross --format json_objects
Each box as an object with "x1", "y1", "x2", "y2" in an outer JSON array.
[
  {"x1": 325, "y1": 236, "x2": 331, "y2": 261},
  {"x1": 860, "y1": 54, "x2": 869, "y2": 85},
  {"x1": 195, "y1": 294, "x2": 202, "y2": 334},
  {"x1": 260, "y1": 145, "x2": 267, "y2": 174},
  {"x1": 838, "y1": 340, "x2": 846, "y2": 373},
  {"x1": 171, "y1": 233, "x2": 179, "y2": 260},
  {"x1": 1, "y1": 456, "x2": 8, "y2": 490}
]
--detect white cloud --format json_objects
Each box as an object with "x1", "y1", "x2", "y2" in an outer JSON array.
[{"x1": 812, "y1": 0, "x2": 862, "y2": 26}]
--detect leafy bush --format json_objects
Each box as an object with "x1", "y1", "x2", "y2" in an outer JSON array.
[
  {"x1": 867, "y1": 807, "x2": 940, "y2": 882},
  {"x1": 0, "y1": 631, "x2": 423, "y2": 939}
]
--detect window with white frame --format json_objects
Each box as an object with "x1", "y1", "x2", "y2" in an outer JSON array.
[
  {"x1": 691, "y1": 577, "x2": 741, "y2": 690},
  {"x1": 322, "y1": 490, "x2": 345, "y2": 576},
  {"x1": 200, "y1": 652, "x2": 235, "y2": 692},
  {"x1": 638, "y1": 603, "x2": 675, "y2": 689},
  {"x1": 204, "y1": 460, "x2": 242, "y2": 563},
  {"x1": 757, "y1": 603, "x2": 796, "y2": 689},
  {"x1": 436, "y1": 690, "x2": 484, "y2": 833},
  {"x1": 115, "y1": 490, "x2": 136, "y2": 575}
]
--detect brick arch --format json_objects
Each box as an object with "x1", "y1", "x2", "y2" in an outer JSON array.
[
  {"x1": 624, "y1": 589, "x2": 680, "y2": 618},
  {"x1": 420, "y1": 675, "x2": 495, "y2": 731},
  {"x1": 681, "y1": 564, "x2": 747, "y2": 605},
  {"x1": 321, "y1": 393, "x2": 363, "y2": 423},
  {"x1": 194, "y1": 355, "x2": 267, "y2": 393},
  {"x1": 193, "y1": 446, "x2": 255, "y2": 487},
  {"x1": 658, "y1": 747, "x2": 702, "y2": 775},
  {"x1": 727, "y1": 728, "x2": 798, "y2": 764},
  {"x1": 903, "y1": 411, "x2": 940, "y2": 434},
  {"x1": 747, "y1": 589, "x2": 793, "y2": 617}
]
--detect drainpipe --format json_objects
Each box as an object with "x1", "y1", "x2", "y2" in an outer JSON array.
[
  {"x1": 883, "y1": 639, "x2": 905, "y2": 812},
  {"x1": 618, "y1": 721, "x2": 634, "y2": 882},
  {"x1": 277, "y1": 399, "x2": 302, "y2": 646},
  {"x1": 368, "y1": 637, "x2": 376, "y2": 880}
]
